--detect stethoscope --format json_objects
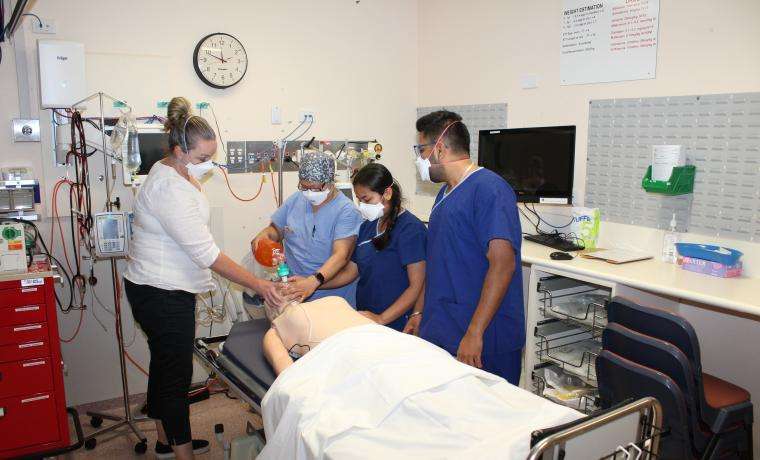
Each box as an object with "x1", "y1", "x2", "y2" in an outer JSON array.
[
  {"x1": 357, "y1": 210, "x2": 406, "y2": 247},
  {"x1": 430, "y1": 163, "x2": 480, "y2": 215}
]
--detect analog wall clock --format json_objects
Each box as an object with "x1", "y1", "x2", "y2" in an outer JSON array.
[{"x1": 193, "y1": 33, "x2": 248, "y2": 89}]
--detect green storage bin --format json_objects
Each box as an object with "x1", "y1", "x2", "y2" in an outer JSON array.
[{"x1": 641, "y1": 165, "x2": 696, "y2": 195}]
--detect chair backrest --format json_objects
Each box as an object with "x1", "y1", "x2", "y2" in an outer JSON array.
[
  {"x1": 602, "y1": 323, "x2": 705, "y2": 450},
  {"x1": 596, "y1": 350, "x2": 693, "y2": 460},
  {"x1": 607, "y1": 297, "x2": 703, "y2": 378}
]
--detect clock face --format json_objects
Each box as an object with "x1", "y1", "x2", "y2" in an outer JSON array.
[{"x1": 193, "y1": 33, "x2": 248, "y2": 89}]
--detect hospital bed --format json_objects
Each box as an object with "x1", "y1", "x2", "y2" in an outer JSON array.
[{"x1": 194, "y1": 318, "x2": 665, "y2": 460}]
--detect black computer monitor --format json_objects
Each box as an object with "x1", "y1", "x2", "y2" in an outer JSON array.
[
  {"x1": 478, "y1": 126, "x2": 575, "y2": 204},
  {"x1": 136, "y1": 132, "x2": 169, "y2": 175}
]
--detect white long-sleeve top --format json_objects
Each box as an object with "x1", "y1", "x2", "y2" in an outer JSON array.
[{"x1": 125, "y1": 161, "x2": 220, "y2": 293}]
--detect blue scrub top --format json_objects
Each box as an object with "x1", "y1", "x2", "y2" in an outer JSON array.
[
  {"x1": 352, "y1": 211, "x2": 427, "y2": 331},
  {"x1": 419, "y1": 168, "x2": 526, "y2": 358},
  {"x1": 271, "y1": 191, "x2": 362, "y2": 305}
]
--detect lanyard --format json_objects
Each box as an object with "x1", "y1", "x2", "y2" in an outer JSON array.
[{"x1": 430, "y1": 166, "x2": 481, "y2": 215}]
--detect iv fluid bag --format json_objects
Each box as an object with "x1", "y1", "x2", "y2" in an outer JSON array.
[{"x1": 125, "y1": 126, "x2": 142, "y2": 174}]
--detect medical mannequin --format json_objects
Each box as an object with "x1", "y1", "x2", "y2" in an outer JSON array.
[{"x1": 263, "y1": 296, "x2": 373, "y2": 375}]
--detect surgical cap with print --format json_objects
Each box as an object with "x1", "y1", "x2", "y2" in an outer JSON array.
[{"x1": 299, "y1": 151, "x2": 335, "y2": 183}]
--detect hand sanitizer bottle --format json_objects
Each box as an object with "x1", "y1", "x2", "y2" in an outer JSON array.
[{"x1": 661, "y1": 213, "x2": 680, "y2": 263}]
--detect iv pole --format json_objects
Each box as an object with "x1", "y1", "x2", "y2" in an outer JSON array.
[{"x1": 66, "y1": 92, "x2": 150, "y2": 453}]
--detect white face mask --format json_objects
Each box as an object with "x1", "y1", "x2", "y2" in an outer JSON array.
[
  {"x1": 415, "y1": 155, "x2": 432, "y2": 182},
  {"x1": 358, "y1": 201, "x2": 385, "y2": 221},
  {"x1": 302, "y1": 189, "x2": 330, "y2": 206},
  {"x1": 186, "y1": 160, "x2": 215, "y2": 179}
]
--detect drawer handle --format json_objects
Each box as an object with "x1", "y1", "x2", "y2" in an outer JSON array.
[
  {"x1": 0, "y1": 407, "x2": 4, "y2": 418},
  {"x1": 13, "y1": 324, "x2": 43, "y2": 332},
  {"x1": 22, "y1": 360, "x2": 46, "y2": 367},
  {"x1": 21, "y1": 394, "x2": 50, "y2": 404},
  {"x1": 21, "y1": 288, "x2": 38, "y2": 293},
  {"x1": 18, "y1": 341, "x2": 44, "y2": 349},
  {"x1": 14, "y1": 306, "x2": 40, "y2": 313}
]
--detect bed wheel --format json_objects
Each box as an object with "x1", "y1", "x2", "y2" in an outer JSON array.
[
  {"x1": 89, "y1": 416, "x2": 103, "y2": 428},
  {"x1": 84, "y1": 437, "x2": 97, "y2": 450},
  {"x1": 134, "y1": 440, "x2": 148, "y2": 454}
]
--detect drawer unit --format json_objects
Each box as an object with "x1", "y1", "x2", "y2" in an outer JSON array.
[
  {"x1": 0, "y1": 358, "x2": 54, "y2": 398},
  {"x1": 0, "y1": 392, "x2": 60, "y2": 452},
  {"x1": 0, "y1": 275, "x2": 71, "y2": 458},
  {"x1": 527, "y1": 273, "x2": 613, "y2": 414},
  {"x1": 0, "y1": 304, "x2": 46, "y2": 327}
]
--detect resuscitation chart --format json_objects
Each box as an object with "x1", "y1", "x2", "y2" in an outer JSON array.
[{"x1": 560, "y1": 0, "x2": 660, "y2": 85}]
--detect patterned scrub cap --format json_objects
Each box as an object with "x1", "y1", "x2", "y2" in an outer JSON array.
[{"x1": 299, "y1": 151, "x2": 335, "y2": 183}]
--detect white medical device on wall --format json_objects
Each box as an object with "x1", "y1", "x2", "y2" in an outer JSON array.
[
  {"x1": 0, "y1": 222, "x2": 27, "y2": 273},
  {"x1": 37, "y1": 40, "x2": 87, "y2": 109},
  {"x1": 93, "y1": 212, "x2": 129, "y2": 258}
]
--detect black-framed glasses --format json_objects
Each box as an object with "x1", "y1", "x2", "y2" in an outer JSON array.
[
  {"x1": 298, "y1": 181, "x2": 327, "y2": 192},
  {"x1": 412, "y1": 143, "x2": 433, "y2": 157}
]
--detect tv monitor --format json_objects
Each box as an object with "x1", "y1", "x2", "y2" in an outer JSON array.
[{"x1": 478, "y1": 126, "x2": 575, "y2": 204}]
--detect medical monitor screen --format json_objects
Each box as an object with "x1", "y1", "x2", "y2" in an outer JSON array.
[
  {"x1": 136, "y1": 133, "x2": 169, "y2": 175},
  {"x1": 478, "y1": 126, "x2": 575, "y2": 204}
]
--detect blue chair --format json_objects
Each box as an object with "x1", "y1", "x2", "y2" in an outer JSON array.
[
  {"x1": 596, "y1": 349, "x2": 692, "y2": 459},
  {"x1": 607, "y1": 298, "x2": 753, "y2": 443},
  {"x1": 603, "y1": 323, "x2": 750, "y2": 459}
]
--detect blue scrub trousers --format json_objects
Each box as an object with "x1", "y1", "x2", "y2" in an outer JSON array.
[{"x1": 482, "y1": 349, "x2": 523, "y2": 385}]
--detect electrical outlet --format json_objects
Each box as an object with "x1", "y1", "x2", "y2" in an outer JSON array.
[
  {"x1": 299, "y1": 110, "x2": 315, "y2": 123},
  {"x1": 32, "y1": 18, "x2": 56, "y2": 34},
  {"x1": 271, "y1": 106, "x2": 282, "y2": 125}
]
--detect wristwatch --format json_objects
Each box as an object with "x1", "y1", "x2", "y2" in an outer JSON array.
[{"x1": 312, "y1": 272, "x2": 325, "y2": 286}]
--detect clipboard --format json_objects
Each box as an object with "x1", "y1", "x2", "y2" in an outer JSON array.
[{"x1": 579, "y1": 248, "x2": 653, "y2": 264}]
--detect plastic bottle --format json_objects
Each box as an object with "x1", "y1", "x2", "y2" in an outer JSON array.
[{"x1": 661, "y1": 213, "x2": 680, "y2": 263}]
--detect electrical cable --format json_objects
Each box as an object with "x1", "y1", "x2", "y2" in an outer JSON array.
[
  {"x1": 217, "y1": 164, "x2": 265, "y2": 202},
  {"x1": 208, "y1": 103, "x2": 227, "y2": 155},
  {"x1": 19, "y1": 12, "x2": 41, "y2": 27}
]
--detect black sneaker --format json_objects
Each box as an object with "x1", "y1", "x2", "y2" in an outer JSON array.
[{"x1": 155, "y1": 439, "x2": 210, "y2": 458}]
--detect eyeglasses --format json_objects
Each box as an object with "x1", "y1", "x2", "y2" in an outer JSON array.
[
  {"x1": 412, "y1": 143, "x2": 433, "y2": 157},
  {"x1": 297, "y1": 182, "x2": 327, "y2": 192}
]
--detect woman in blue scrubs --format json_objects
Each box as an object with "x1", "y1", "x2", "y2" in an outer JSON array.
[{"x1": 327, "y1": 164, "x2": 426, "y2": 331}]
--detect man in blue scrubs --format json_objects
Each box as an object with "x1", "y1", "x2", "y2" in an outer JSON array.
[
  {"x1": 252, "y1": 151, "x2": 363, "y2": 305},
  {"x1": 408, "y1": 110, "x2": 525, "y2": 385}
]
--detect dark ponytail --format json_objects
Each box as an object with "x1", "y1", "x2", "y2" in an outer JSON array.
[{"x1": 352, "y1": 163, "x2": 402, "y2": 251}]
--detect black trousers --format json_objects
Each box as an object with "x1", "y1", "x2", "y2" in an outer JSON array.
[{"x1": 124, "y1": 278, "x2": 195, "y2": 445}]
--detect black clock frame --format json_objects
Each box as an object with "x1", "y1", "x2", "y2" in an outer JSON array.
[{"x1": 192, "y1": 32, "x2": 248, "y2": 89}]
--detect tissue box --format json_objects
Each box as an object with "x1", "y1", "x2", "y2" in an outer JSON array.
[{"x1": 678, "y1": 256, "x2": 742, "y2": 278}]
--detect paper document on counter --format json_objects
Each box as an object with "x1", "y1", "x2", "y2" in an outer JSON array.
[{"x1": 581, "y1": 249, "x2": 653, "y2": 264}]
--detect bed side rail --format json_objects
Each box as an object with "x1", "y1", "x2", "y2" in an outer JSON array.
[{"x1": 526, "y1": 397, "x2": 663, "y2": 460}]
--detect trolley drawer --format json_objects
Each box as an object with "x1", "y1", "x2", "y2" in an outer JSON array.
[
  {"x1": 0, "y1": 392, "x2": 60, "y2": 453},
  {"x1": 0, "y1": 286, "x2": 46, "y2": 308},
  {"x1": 0, "y1": 304, "x2": 46, "y2": 327},
  {"x1": 0, "y1": 323, "x2": 48, "y2": 346},
  {"x1": 0, "y1": 340, "x2": 50, "y2": 364},
  {"x1": 0, "y1": 358, "x2": 54, "y2": 398}
]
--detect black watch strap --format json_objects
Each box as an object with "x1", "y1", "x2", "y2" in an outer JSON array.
[{"x1": 313, "y1": 272, "x2": 326, "y2": 286}]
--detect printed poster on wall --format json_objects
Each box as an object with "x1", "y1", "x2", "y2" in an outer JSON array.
[{"x1": 560, "y1": 0, "x2": 660, "y2": 85}]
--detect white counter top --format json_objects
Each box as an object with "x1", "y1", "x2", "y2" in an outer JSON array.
[
  {"x1": 0, "y1": 269, "x2": 56, "y2": 283},
  {"x1": 522, "y1": 241, "x2": 760, "y2": 318}
]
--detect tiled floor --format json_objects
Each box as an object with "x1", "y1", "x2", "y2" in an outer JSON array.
[{"x1": 56, "y1": 392, "x2": 263, "y2": 459}]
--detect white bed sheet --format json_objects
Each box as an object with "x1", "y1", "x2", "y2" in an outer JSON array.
[{"x1": 260, "y1": 324, "x2": 581, "y2": 460}]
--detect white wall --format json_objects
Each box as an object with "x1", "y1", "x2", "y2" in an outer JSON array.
[{"x1": 0, "y1": 0, "x2": 418, "y2": 406}]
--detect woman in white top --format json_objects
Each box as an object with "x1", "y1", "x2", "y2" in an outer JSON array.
[{"x1": 124, "y1": 97, "x2": 282, "y2": 460}]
